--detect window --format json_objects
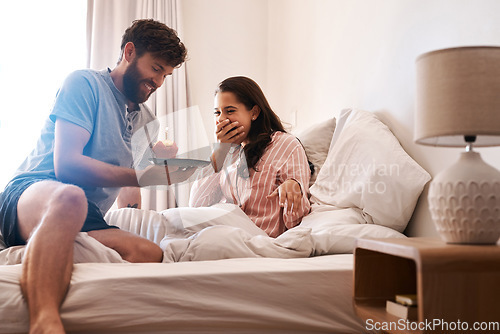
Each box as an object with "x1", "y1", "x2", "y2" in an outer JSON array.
[{"x1": 0, "y1": 0, "x2": 87, "y2": 188}]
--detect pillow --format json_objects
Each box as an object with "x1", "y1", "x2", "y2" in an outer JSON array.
[
  {"x1": 299, "y1": 205, "x2": 407, "y2": 255},
  {"x1": 295, "y1": 117, "x2": 336, "y2": 185},
  {"x1": 309, "y1": 109, "x2": 431, "y2": 232}
]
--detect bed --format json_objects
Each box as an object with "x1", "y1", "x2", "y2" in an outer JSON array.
[{"x1": 0, "y1": 108, "x2": 431, "y2": 333}]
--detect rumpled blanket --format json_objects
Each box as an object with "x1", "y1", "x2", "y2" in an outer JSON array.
[{"x1": 0, "y1": 203, "x2": 406, "y2": 264}]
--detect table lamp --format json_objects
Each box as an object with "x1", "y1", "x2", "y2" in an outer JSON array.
[{"x1": 415, "y1": 46, "x2": 500, "y2": 244}]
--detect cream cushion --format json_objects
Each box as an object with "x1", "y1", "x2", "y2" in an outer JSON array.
[
  {"x1": 295, "y1": 117, "x2": 336, "y2": 185},
  {"x1": 310, "y1": 109, "x2": 431, "y2": 232}
]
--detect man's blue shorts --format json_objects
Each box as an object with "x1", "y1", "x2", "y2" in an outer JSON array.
[{"x1": 0, "y1": 177, "x2": 118, "y2": 248}]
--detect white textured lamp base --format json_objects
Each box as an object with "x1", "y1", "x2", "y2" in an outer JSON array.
[{"x1": 428, "y1": 151, "x2": 500, "y2": 244}]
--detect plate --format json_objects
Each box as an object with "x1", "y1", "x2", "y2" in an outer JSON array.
[{"x1": 149, "y1": 158, "x2": 211, "y2": 168}]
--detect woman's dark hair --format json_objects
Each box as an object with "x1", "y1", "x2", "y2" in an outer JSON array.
[
  {"x1": 119, "y1": 19, "x2": 187, "y2": 68},
  {"x1": 216, "y1": 76, "x2": 286, "y2": 171}
]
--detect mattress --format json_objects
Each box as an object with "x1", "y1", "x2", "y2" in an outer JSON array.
[{"x1": 0, "y1": 254, "x2": 367, "y2": 334}]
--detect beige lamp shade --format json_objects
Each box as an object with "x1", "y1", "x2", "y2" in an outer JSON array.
[{"x1": 415, "y1": 46, "x2": 500, "y2": 147}]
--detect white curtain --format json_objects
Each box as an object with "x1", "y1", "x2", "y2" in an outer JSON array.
[{"x1": 87, "y1": 0, "x2": 202, "y2": 210}]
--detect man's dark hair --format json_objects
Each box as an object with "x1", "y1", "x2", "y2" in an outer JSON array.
[{"x1": 119, "y1": 19, "x2": 187, "y2": 67}]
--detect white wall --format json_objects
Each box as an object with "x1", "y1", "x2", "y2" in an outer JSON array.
[
  {"x1": 181, "y1": 0, "x2": 269, "y2": 142},
  {"x1": 182, "y1": 0, "x2": 500, "y2": 237},
  {"x1": 266, "y1": 0, "x2": 500, "y2": 237}
]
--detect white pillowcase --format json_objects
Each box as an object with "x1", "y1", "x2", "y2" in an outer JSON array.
[
  {"x1": 295, "y1": 117, "x2": 336, "y2": 185},
  {"x1": 310, "y1": 109, "x2": 431, "y2": 232},
  {"x1": 300, "y1": 205, "x2": 407, "y2": 255}
]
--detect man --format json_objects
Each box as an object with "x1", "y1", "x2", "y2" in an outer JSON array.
[{"x1": 0, "y1": 19, "x2": 194, "y2": 334}]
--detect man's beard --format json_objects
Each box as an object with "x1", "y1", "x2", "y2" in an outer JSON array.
[{"x1": 123, "y1": 59, "x2": 156, "y2": 104}]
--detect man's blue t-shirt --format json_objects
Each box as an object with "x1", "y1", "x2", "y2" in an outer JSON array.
[{"x1": 12, "y1": 69, "x2": 158, "y2": 214}]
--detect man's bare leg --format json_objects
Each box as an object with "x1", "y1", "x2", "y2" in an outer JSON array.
[
  {"x1": 88, "y1": 228, "x2": 163, "y2": 263},
  {"x1": 116, "y1": 186, "x2": 142, "y2": 209},
  {"x1": 17, "y1": 181, "x2": 88, "y2": 334}
]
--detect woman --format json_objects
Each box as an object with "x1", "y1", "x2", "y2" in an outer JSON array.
[{"x1": 189, "y1": 76, "x2": 311, "y2": 237}]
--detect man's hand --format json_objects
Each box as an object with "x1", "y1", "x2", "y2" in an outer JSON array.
[{"x1": 137, "y1": 164, "x2": 197, "y2": 186}]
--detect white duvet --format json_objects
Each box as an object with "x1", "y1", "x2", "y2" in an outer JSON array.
[{"x1": 0, "y1": 203, "x2": 405, "y2": 265}]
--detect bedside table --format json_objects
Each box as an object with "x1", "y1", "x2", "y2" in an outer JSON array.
[{"x1": 353, "y1": 237, "x2": 500, "y2": 334}]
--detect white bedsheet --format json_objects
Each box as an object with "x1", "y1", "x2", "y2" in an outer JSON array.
[
  {"x1": 0, "y1": 255, "x2": 368, "y2": 334},
  {"x1": 0, "y1": 204, "x2": 401, "y2": 333}
]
